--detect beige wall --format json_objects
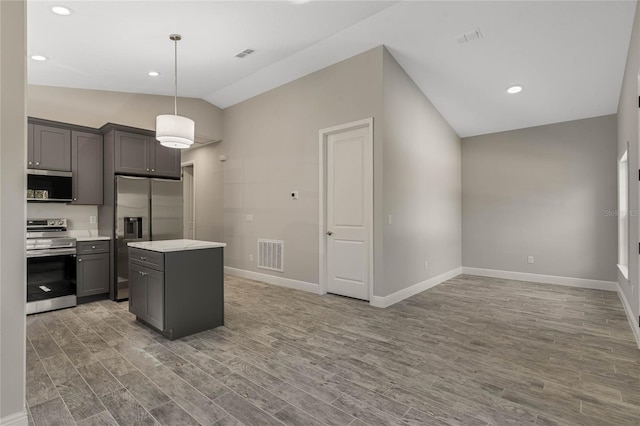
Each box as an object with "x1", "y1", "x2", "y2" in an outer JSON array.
[
  {"x1": 462, "y1": 115, "x2": 618, "y2": 282},
  {"x1": 617, "y1": 0, "x2": 640, "y2": 319},
  {"x1": 28, "y1": 85, "x2": 223, "y2": 143},
  {"x1": 381, "y1": 49, "x2": 461, "y2": 297},
  {"x1": 0, "y1": 0, "x2": 27, "y2": 422},
  {"x1": 186, "y1": 47, "x2": 384, "y2": 288}
]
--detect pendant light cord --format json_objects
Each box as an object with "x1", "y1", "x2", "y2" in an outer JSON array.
[
  {"x1": 174, "y1": 36, "x2": 178, "y2": 116},
  {"x1": 169, "y1": 34, "x2": 182, "y2": 116}
]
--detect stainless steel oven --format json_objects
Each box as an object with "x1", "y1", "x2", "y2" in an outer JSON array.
[{"x1": 26, "y1": 219, "x2": 77, "y2": 314}]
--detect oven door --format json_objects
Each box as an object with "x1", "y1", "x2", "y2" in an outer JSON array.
[{"x1": 26, "y1": 253, "x2": 77, "y2": 314}]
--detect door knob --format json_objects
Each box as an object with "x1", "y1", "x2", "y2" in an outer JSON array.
[{"x1": 326, "y1": 231, "x2": 333, "y2": 236}]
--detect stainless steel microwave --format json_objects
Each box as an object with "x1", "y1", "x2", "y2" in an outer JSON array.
[{"x1": 27, "y1": 169, "x2": 73, "y2": 202}]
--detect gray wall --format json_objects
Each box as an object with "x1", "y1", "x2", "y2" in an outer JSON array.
[
  {"x1": 28, "y1": 85, "x2": 223, "y2": 143},
  {"x1": 617, "y1": 0, "x2": 640, "y2": 319},
  {"x1": 381, "y1": 49, "x2": 461, "y2": 297},
  {"x1": 216, "y1": 47, "x2": 384, "y2": 286},
  {"x1": 0, "y1": 0, "x2": 27, "y2": 421},
  {"x1": 462, "y1": 115, "x2": 618, "y2": 282}
]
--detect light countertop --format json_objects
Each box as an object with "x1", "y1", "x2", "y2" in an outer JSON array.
[
  {"x1": 68, "y1": 231, "x2": 111, "y2": 241},
  {"x1": 128, "y1": 239, "x2": 226, "y2": 253}
]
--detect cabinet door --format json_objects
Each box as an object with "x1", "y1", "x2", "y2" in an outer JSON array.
[
  {"x1": 145, "y1": 268, "x2": 164, "y2": 331},
  {"x1": 27, "y1": 124, "x2": 34, "y2": 168},
  {"x1": 128, "y1": 263, "x2": 147, "y2": 319},
  {"x1": 72, "y1": 131, "x2": 104, "y2": 205},
  {"x1": 149, "y1": 141, "x2": 181, "y2": 179},
  {"x1": 33, "y1": 125, "x2": 71, "y2": 171},
  {"x1": 77, "y1": 253, "x2": 110, "y2": 297},
  {"x1": 114, "y1": 131, "x2": 150, "y2": 175}
]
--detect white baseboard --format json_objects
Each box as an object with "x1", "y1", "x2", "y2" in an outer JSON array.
[
  {"x1": 461, "y1": 267, "x2": 617, "y2": 292},
  {"x1": 224, "y1": 267, "x2": 322, "y2": 295},
  {"x1": 370, "y1": 267, "x2": 463, "y2": 308},
  {"x1": 0, "y1": 411, "x2": 28, "y2": 426},
  {"x1": 616, "y1": 283, "x2": 640, "y2": 349}
]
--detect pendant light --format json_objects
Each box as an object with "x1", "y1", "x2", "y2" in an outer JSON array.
[{"x1": 156, "y1": 34, "x2": 195, "y2": 149}]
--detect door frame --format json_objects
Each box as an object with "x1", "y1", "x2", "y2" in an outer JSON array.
[
  {"x1": 318, "y1": 117, "x2": 374, "y2": 300},
  {"x1": 181, "y1": 160, "x2": 196, "y2": 239}
]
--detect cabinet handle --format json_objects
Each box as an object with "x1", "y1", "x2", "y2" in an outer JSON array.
[
  {"x1": 78, "y1": 258, "x2": 82, "y2": 262},
  {"x1": 151, "y1": 169, "x2": 155, "y2": 172},
  {"x1": 35, "y1": 162, "x2": 40, "y2": 166},
  {"x1": 140, "y1": 256, "x2": 146, "y2": 261},
  {"x1": 28, "y1": 161, "x2": 32, "y2": 166},
  {"x1": 73, "y1": 198, "x2": 77, "y2": 201},
  {"x1": 146, "y1": 168, "x2": 150, "y2": 172}
]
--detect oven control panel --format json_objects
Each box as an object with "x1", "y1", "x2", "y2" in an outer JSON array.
[{"x1": 27, "y1": 218, "x2": 67, "y2": 230}]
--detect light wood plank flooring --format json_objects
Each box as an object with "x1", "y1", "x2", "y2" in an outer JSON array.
[{"x1": 26, "y1": 274, "x2": 640, "y2": 425}]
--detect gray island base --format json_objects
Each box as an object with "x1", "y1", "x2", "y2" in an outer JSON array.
[{"x1": 127, "y1": 239, "x2": 226, "y2": 340}]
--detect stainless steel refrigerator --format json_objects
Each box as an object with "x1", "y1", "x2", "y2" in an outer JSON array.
[{"x1": 115, "y1": 176, "x2": 183, "y2": 300}]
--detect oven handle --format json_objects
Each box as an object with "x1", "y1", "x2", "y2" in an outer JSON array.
[{"x1": 26, "y1": 249, "x2": 77, "y2": 258}]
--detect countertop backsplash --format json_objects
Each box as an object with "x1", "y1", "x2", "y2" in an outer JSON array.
[{"x1": 27, "y1": 203, "x2": 99, "y2": 232}]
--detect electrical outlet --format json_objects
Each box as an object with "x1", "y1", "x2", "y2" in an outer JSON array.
[
  {"x1": 249, "y1": 254, "x2": 254, "y2": 262},
  {"x1": 246, "y1": 214, "x2": 254, "y2": 222},
  {"x1": 89, "y1": 215, "x2": 96, "y2": 224},
  {"x1": 424, "y1": 261, "x2": 429, "y2": 271},
  {"x1": 527, "y1": 256, "x2": 534, "y2": 264},
  {"x1": 291, "y1": 191, "x2": 299, "y2": 200}
]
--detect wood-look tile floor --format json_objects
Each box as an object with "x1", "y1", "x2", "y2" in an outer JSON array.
[{"x1": 26, "y1": 274, "x2": 640, "y2": 426}]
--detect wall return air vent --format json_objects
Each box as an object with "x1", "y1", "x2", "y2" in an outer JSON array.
[{"x1": 258, "y1": 239, "x2": 284, "y2": 272}]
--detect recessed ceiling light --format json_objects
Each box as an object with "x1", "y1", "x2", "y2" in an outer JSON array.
[
  {"x1": 51, "y1": 6, "x2": 73, "y2": 16},
  {"x1": 30, "y1": 55, "x2": 48, "y2": 61},
  {"x1": 507, "y1": 85, "x2": 523, "y2": 94},
  {"x1": 148, "y1": 71, "x2": 160, "y2": 77}
]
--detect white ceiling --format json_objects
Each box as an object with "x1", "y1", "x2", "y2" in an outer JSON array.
[{"x1": 27, "y1": 1, "x2": 636, "y2": 137}]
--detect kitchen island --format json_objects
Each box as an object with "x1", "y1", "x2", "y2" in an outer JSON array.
[{"x1": 127, "y1": 239, "x2": 225, "y2": 340}]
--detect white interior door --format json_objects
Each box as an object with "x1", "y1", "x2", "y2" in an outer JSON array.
[
  {"x1": 325, "y1": 125, "x2": 372, "y2": 300},
  {"x1": 182, "y1": 164, "x2": 195, "y2": 239}
]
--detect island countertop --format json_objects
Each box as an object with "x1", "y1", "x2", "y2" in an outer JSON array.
[{"x1": 128, "y1": 239, "x2": 226, "y2": 253}]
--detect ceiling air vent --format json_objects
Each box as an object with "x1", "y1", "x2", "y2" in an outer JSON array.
[
  {"x1": 455, "y1": 28, "x2": 483, "y2": 44},
  {"x1": 235, "y1": 48, "x2": 255, "y2": 58}
]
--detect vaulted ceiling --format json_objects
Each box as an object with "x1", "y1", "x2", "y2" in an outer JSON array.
[{"x1": 28, "y1": 1, "x2": 636, "y2": 137}]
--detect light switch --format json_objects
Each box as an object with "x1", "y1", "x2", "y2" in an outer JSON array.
[
  {"x1": 246, "y1": 214, "x2": 254, "y2": 222},
  {"x1": 387, "y1": 214, "x2": 392, "y2": 225}
]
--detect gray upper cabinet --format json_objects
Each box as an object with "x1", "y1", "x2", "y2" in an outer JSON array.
[
  {"x1": 113, "y1": 130, "x2": 180, "y2": 179},
  {"x1": 150, "y1": 142, "x2": 181, "y2": 179},
  {"x1": 114, "y1": 131, "x2": 150, "y2": 175},
  {"x1": 72, "y1": 131, "x2": 104, "y2": 205},
  {"x1": 31, "y1": 124, "x2": 71, "y2": 171},
  {"x1": 27, "y1": 124, "x2": 34, "y2": 168}
]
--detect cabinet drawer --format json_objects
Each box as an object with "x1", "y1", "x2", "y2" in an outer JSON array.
[
  {"x1": 129, "y1": 247, "x2": 164, "y2": 271},
  {"x1": 77, "y1": 240, "x2": 110, "y2": 254}
]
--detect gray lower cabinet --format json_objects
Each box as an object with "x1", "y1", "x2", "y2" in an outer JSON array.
[
  {"x1": 129, "y1": 262, "x2": 164, "y2": 330},
  {"x1": 77, "y1": 241, "x2": 110, "y2": 298},
  {"x1": 128, "y1": 246, "x2": 224, "y2": 340}
]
